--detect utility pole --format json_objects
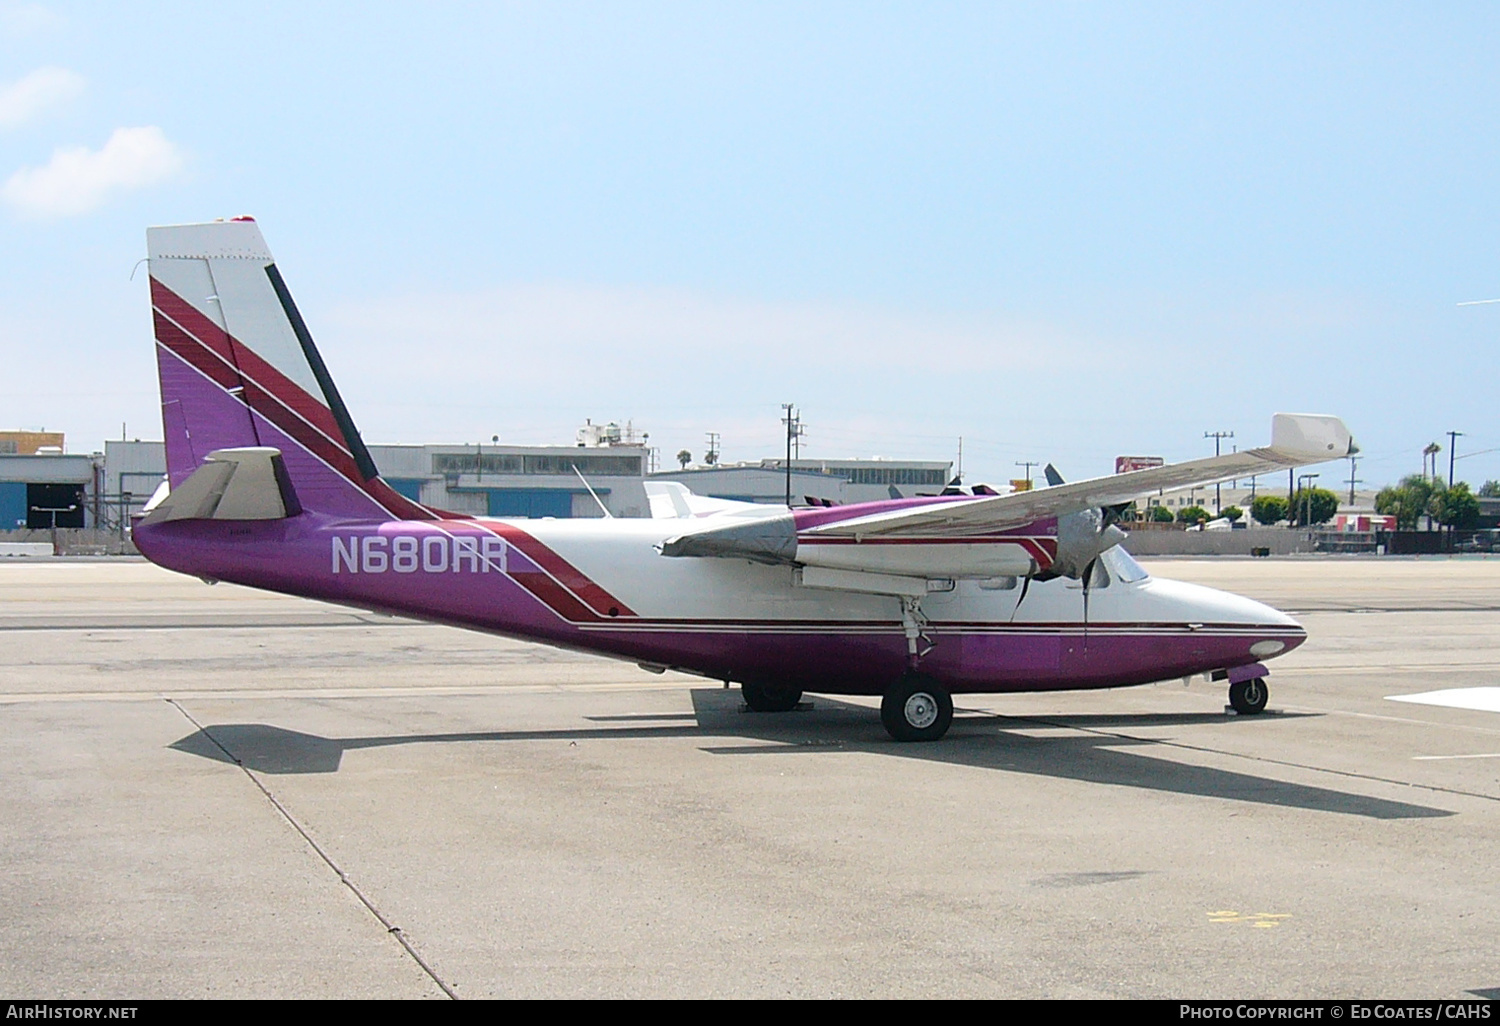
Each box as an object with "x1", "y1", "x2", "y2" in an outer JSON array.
[
  {"x1": 780, "y1": 405, "x2": 798, "y2": 507},
  {"x1": 1346, "y1": 455, "x2": 1362, "y2": 506},
  {"x1": 1015, "y1": 460, "x2": 1039, "y2": 488},
  {"x1": 1447, "y1": 430, "x2": 1464, "y2": 488},
  {"x1": 1298, "y1": 474, "x2": 1319, "y2": 528},
  {"x1": 1205, "y1": 430, "x2": 1234, "y2": 514},
  {"x1": 956, "y1": 437, "x2": 963, "y2": 483},
  {"x1": 704, "y1": 431, "x2": 720, "y2": 466}
]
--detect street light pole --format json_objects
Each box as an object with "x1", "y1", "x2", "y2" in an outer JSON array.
[{"x1": 1447, "y1": 430, "x2": 1464, "y2": 489}]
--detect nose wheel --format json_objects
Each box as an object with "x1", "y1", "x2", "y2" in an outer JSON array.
[
  {"x1": 881, "y1": 672, "x2": 953, "y2": 742},
  {"x1": 1228, "y1": 677, "x2": 1268, "y2": 715}
]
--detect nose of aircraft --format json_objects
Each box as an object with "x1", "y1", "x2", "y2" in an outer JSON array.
[{"x1": 1140, "y1": 575, "x2": 1307, "y2": 657}]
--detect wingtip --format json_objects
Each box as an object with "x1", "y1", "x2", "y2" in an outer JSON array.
[{"x1": 1270, "y1": 413, "x2": 1356, "y2": 460}]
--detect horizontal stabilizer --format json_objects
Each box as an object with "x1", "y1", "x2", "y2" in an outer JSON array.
[
  {"x1": 140, "y1": 447, "x2": 302, "y2": 524},
  {"x1": 645, "y1": 480, "x2": 764, "y2": 519}
]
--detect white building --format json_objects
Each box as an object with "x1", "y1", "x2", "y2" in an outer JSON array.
[{"x1": 650, "y1": 458, "x2": 954, "y2": 506}]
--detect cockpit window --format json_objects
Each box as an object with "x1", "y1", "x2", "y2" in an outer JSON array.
[{"x1": 1101, "y1": 547, "x2": 1149, "y2": 583}]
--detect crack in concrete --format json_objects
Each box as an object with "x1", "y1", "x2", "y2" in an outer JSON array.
[{"x1": 163, "y1": 697, "x2": 458, "y2": 999}]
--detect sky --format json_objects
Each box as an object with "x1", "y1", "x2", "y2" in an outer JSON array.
[{"x1": 1, "y1": 2, "x2": 1498, "y2": 491}]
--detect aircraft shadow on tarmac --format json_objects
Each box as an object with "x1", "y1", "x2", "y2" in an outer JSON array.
[{"x1": 167, "y1": 688, "x2": 1451, "y2": 821}]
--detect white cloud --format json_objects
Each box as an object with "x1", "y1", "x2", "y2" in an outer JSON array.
[
  {"x1": 0, "y1": 66, "x2": 84, "y2": 128},
  {"x1": 2, "y1": 126, "x2": 185, "y2": 217}
]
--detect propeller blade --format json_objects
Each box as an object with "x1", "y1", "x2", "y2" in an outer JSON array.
[
  {"x1": 1011, "y1": 571, "x2": 1034, "y2": 622},
  {"x1": 1080, "y1": 556, "x2": 1097, "y2": 646}
]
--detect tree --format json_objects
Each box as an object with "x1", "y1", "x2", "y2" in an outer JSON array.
[
  {"x1": 702, "y1": 449, "x2": 719, "y2": 466},
  {"x1": 1250, "y1": 495, "x2": 1289, "y2": 525},
  {"x1": 675, "y1": 449, "x2": 692, "y2": 469},
  {"x1": 1148, "y1": 506, "x2": 1175, "y2": 523},
  {"x1": 1221, "y1": 505, "x2": 1244, "y2": 523},
  {"x1": 1177, "y1": 505, "x2": 1210, "y2": 524},
  {"x1": 1376, "y1": 475, "x2": 1439, "y2": 530},
  {"x1": 1479, "y1": 480, "x2": 1500, "y2": 498},
  {"x1": 1434, "y1": 481, "x2": 1481, "y2": 530},
  {"x1": 1290, "y1": 487, "x2": 1339, "y2": 526}
]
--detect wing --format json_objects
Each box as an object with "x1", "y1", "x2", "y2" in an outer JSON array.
[
  {"x1": 802, "y1": 413, "x2": 1354, "y2": 539},
  {"x1": 660, "y1": 413, "x2": 1355, "y2": 580}
]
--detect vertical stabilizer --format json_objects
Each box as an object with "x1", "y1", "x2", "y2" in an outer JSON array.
[{"x1": 148, "y1": 218, "x2": 440, "y2": 521}]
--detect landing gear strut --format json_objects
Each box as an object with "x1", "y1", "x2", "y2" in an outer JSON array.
[
  {"x1": 1228, "y1": 677, "x2": 1268, "y2": 715},
  {"x1": 741, "y1": 679, "x2": 803, "y2": 713},
  {"x1": 881, "y1": 672, "x2": 953, "y2": 742}
]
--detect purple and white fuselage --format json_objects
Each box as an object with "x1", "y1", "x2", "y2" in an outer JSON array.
[{"x1": 132, "y1": 219, "x2": 1353, "y2": 741}]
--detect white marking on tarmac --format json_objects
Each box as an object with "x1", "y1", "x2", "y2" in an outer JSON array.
[
  {"x1": 0, "y1": 680, "x2": 702, "y2": 704},
  {"x1": 1387, "y1": 687, "x2": 1500, "y2": 714},
  {"x1": 1412, "y1": 753, "x2": 1500, "y2": 761}
]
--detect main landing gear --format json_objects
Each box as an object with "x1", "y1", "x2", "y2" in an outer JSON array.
[
  {"x1": 740, "y1": 679, "x2": 803, "y2": 713},
  {"x1": 1228, "y1": 677, "x2": 1269, "y2": 715},
  {"x1": 881, "y1": 672, "x2": 954, "y2": 742}
]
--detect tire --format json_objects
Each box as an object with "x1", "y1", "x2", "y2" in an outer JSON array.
[
  {"x1": 881, "y1": 673, "x2": 954, "y2": 742},
  {"x1": 741, "y1": 679, "x2": 803, "y2": 713},
  {"x1": 1228, "y1": 677, "x2": 1269, "y2": 715}
]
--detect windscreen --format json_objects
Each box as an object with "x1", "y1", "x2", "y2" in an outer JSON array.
[{"x1": 1101, "y1": 547, "x2": 1150, "y2": 583}]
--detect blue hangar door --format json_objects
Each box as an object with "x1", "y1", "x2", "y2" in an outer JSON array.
[{"x1": 486, "y1": 489, "x2": 575, "y2": 519}]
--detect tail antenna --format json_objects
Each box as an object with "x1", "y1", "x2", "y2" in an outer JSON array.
[{"x1": 572, "y1": 465, "x2": 613, "y2": 518}]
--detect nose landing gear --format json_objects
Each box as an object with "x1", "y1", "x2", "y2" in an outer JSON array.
[{"x1": 1228, "y1": 677, "x2": 1269, "y2": 715}]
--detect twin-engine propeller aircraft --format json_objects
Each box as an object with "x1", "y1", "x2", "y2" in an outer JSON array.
[{"x1": 134, "y1": 219, "x2": 1357, "y2": 742}]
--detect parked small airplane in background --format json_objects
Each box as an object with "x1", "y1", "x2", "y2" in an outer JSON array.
[{"x1": 134, "y1": 219, "x2": 1357, "y2": 741}]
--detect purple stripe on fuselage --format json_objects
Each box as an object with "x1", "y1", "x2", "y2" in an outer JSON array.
[
  {"x1": 157, "y1": 346, "x2": 392, "y2": 521},
  {"x1": 132, "y1": 510, "x2": 1303, "y2": 696}
]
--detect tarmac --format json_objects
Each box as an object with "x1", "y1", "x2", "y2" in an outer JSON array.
[{"x1": 1, "y1": 555, "x2": 1498, "y2": 999}]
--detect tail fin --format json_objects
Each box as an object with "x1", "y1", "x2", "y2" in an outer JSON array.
[{"x1": 148, "y1": 218, "x2": 441, "y2": 521}]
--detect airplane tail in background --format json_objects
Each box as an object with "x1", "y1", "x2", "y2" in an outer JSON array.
[{"x1": 148, "y1": 218, "x2": 440, "y2": 521}]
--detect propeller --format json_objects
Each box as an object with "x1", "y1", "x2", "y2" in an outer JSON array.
[{"x1": 1020, "y1": 463, "x2": 1127, "y2": 645}]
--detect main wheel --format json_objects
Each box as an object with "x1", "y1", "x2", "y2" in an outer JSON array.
[
  {"x1": 1228, "y1": 677, "x2": 1269, "y2": 715},
  {"x1": 741, "y1": 679, "x2": 803, "y2": 713},
  {"x1": 881, "y1": 673, "x2": 954, "y2": 742}
]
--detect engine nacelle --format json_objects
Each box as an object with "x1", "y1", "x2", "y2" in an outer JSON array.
[{"x1": 1049, "y1": 508, "x2": 1127, "y2": 579}]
